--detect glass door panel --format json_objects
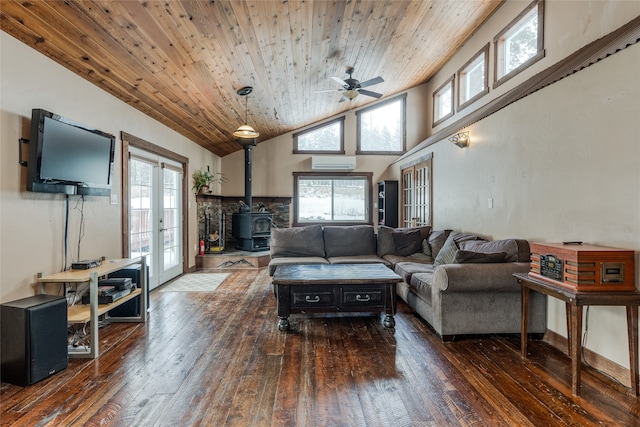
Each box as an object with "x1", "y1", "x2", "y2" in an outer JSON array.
[{"x1": 129, "y1": 154, "x2": 183, "y2": 290}]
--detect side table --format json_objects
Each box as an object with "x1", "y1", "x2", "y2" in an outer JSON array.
[{"x1": 514, "y1": 272, "x2": 640, "y2": 397}]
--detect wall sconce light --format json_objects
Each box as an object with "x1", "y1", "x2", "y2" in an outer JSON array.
[{"x1": 449, "y1": 131, "x2": 470, "y2": 148}]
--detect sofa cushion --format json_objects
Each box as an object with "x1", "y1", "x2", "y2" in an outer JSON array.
[
  {"x1": 382, "y1": 253, "x2": 432, "y2": 266},
  {"x1": 270, "y1": 224, "x2": 325, "y2": 258},
  {"x1": 453, "y1": 250, "x2": 507, "y2": 264},
  {"x1": 323, "y1": 225, "x2": 375, "y2": 257},
  {"x1": 410, "y1": 271, "x2": 435, "y2": 305},
  {"x1": 459, "y1": 238, "x2": 527, "y2": 262},
  {"x1": 392, "y1": 228, "x2": 422, "y2": 256},
  {"x1": 394, "y1": 261, "x2": 434, "y2": 282}
]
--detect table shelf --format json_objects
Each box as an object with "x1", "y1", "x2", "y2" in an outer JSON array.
[
  {"x1": 67, "y1": 288, "x2": 142, "y2": 323},
  {"x1": 38, "y1": 257, "x2": 147, "y2": 359}
]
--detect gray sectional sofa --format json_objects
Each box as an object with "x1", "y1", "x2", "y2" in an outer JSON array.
[{"x1": 268, "y1": 224, "x2": 546, "y2": 340}]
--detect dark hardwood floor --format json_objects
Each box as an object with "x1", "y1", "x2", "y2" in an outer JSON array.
[{"x1": 2, "y1": 267, "x2": 639, "y2": 426}]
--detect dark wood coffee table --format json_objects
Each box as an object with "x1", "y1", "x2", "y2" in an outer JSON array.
[{"x1": 272, "y1": 263, "x2": 402, "y2": 331}]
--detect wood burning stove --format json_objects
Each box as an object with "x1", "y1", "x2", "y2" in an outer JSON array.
[
  {"x1": 231, "y1": 137, "x2": 272, "y2": 251},
  {"x1": 232, "y1": 212, "x2": 272, "y2": 251}
]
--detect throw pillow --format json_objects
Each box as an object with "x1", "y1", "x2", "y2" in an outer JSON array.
[
  {"x1": 376, "y1": 226, "x2": 395, "y2": 257},
  {"x1": 421, "y1": 238, "x2": 432, "y2": 257},
  {"x1": 433, "y1": 234, "x2": 459, "y2": 266},
  {"x1": 428, "y1": 229, "x2": 453, "y2": 259},
  {"x1": 391, "y1": 229, "x2": 422, "y2": 257},
  {"x1": 453, "y1": 250, "x2": 507, "y2": 264}
]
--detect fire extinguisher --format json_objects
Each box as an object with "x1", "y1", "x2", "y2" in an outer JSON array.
[{"x1": 199, "y1": 238, "x2": 205, "y2": 255}]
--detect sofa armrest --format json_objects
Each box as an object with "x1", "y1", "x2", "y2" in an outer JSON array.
[{"x1": 432, "y1": 262, "x2": 530, "y2": 293}]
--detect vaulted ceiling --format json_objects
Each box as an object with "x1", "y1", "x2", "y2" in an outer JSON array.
[{"x1": 1, "y1": 0, "x2": 503, "y2": 157}]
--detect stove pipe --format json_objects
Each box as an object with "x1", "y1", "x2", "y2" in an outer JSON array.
[{"x1": 239, "y1": 139, "x2": 256, "y2": 212}]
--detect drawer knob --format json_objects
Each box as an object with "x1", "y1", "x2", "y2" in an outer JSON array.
[
  {"x1": 356, "y1": 294, "x2": 371, "y2": 302},
  {"x1": 305, "y1": 295, "x2": 320, "y2": 303}
]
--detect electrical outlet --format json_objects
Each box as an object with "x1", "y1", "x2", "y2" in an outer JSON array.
[
  {"x1": 488, "y1": 198, "x2": 493, "y2": 209},
  {"x1": 110, "y1": 194, "x2": 118, "y2": 205},
  {"x1": 194, "y1": 244, "x2": 198, "y2": 252}
]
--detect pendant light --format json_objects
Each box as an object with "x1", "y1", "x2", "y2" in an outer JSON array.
[{"x1": 233, "y1": 86, "x2": 259, "y2": 139}]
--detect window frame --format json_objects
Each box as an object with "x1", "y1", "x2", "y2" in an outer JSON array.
[
  {"x1": 292, "y1": 171, "x2": 373, "y2": 227},
  {"x1": 493, "y1": 0, "x2": 545, "y2": 89},
  {"x1": 356, "y1": 94, "x2": 407, "y2": 155},
  {"x1": 457, "y1": 43, "x2": 490, "y2": 111},
  {"x1": 432, "y1": 75, "x2": 455, "y2": 127},
  {"x1": 292, "y1": 116, "x2": 345, "y2": 154}
]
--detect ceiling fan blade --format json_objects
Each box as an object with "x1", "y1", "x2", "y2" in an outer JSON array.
[
  {"x1": 358, "y1": 89, "x2": 383, "y2": 98},
  {"x1": 338, "y1": 96, "x2": 348, "y2": 103},
  {"x1": 332, "y1": 76, "x2": 349, "y2": 87},
  {"x1": 359, "y1": 76, "x2": 384, "y2": 88},
  {"x1": 313, "y1": 89, "x2": 341, "y2": 94}
]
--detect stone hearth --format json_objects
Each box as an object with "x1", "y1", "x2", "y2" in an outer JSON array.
[{"x1": 196, "y1": 248, "x2": 271, "y2": 269}]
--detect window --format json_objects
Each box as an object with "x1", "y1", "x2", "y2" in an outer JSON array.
[
  {"x1": 356, "y1": 94, "x2": 406, "y2": 154},
  {"x1": 457, "y1": 44, "x2": 489, "y2": 110},
  {"x1": 293, "y1": 117, "x2": 345, "y2": 154},
  {"x1": 293, "y1": 172, "x2": 372, "y2": 226},
  {"x1": 433, "y1": 76, "x2": 454, "y2": 127},
  {"x1": 494, "y1": 0, "x2": 544, "y2": 88},
  {"x1": 401, "y1": 155, "x2": 432, "y2": 228}
]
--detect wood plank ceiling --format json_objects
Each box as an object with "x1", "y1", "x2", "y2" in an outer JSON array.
[{"x1": 1, "y1": 0, "x2": 503, "y2": 157}]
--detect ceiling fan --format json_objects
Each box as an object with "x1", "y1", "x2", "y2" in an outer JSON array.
[{"x1": 318, "y1": 67, "x2": 384, "y2": 102}]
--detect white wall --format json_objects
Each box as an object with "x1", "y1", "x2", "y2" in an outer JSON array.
[
  {"x1": 390, "y1": 0, "x2": 640, "y2": 372},
  {"x1": 1, "y1": 32, "x2": 218, "y2": 302}
]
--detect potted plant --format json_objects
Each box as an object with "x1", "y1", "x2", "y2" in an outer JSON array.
[{"x1": 192, "y1": 166, "x2": 223, "y2": 195}]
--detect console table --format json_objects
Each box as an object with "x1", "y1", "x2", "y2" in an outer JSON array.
[
  {"x1": 515, "y1": 272, "x2": 640, "y2": 396},
  {"x1": 37, "y1": 257, "x2": 147, "y2": 359},
  {"x1": 272, "y1": 264, "x2": 402, "y2": 331}
]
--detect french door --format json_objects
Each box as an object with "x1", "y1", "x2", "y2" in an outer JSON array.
[
  {"x1": 401, "y1": 155, "x2": 433, "y2": 228},
  {"x1": 129, "y1": 148, "x2": 183, "y2": 290}
]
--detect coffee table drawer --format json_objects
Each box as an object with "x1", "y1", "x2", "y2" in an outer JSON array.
[
  {"x1": 341, "y1": 286, "x2": 385, "y2": 308},
  {"x1": 292, "y1": 287, "x2": 335, "y2": 308}
]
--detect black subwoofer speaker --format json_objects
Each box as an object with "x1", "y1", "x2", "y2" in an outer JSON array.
[{"x1": 1, "y1": 294, "x2": 68, "y2": 386}]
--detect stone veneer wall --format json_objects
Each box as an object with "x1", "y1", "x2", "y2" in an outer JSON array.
[{"x1": 196, "y1": 195, "x2": 291, "y2": 249}]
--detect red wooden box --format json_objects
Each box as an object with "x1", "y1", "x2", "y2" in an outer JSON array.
[{"x1": 529, "y1": 242, "x2": 636, "y2": 292}]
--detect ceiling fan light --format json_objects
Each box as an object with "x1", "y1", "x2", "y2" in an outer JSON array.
[
  {"x1": 233, "y1": 124, "x2": 260, "y2": 139},
  {"x1": 343, "y1": 89, "x2": 359, "y2": 100}
]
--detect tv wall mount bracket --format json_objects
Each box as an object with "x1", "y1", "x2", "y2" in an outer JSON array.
[{"x1": 18, "y1": 138, "x2": 29, "y2": 167}]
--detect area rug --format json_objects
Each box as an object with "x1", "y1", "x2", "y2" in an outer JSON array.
[{"x1": 160, "y1": 273, "x2": 229, "y2": 292}]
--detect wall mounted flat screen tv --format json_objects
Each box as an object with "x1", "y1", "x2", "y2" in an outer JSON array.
[{"x1": 27, "y1": 109, "x2": 115, "y2": 197}]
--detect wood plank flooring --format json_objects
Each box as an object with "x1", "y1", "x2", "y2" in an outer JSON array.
[{"x1": 2, "y1": 267, "x2": 639, "y2": 426}]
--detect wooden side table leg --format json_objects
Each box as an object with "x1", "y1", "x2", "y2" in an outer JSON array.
[
  {"x1": 565, "y1": 302, "x2": 572, "y2": 358},
  {"x1": 570, "y1": 303, "x2": 583, "y2": 396},
  {"x1": 626, "y1": 305, "x2": 639, "y2": 397},
  {"x1": 521, "y1": 284, "x2": 529, "y2": 358}
]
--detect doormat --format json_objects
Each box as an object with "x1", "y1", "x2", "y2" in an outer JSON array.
[{"x1": 160, "y1": 273, "x2": 229, "y2": 292}]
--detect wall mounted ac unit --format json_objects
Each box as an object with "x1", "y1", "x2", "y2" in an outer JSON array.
[{"x1": 311, "y1": 156, "x2": 356, "y2": 170}]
